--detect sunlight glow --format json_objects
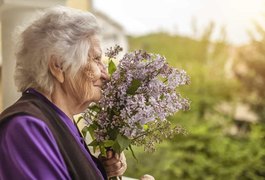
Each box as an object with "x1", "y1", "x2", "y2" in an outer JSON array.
[{"x1": 94, "y1": 0, "x2": 265, "y2": 44}]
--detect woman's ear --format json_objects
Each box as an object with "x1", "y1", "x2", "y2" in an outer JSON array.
[{"x1": 48, "y1": 56, "x2": 64, "y2": 83}]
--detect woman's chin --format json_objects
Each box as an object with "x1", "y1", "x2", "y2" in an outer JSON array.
[
  {"x1": 83, "y1": 96, "x2": 101, "y2": 107},
  {"x1": 90, "y1": 96, "x2": 102, "y2": 103},
  {"x1": 91, "y1": 92, "x2": 103, "y2": 102}
]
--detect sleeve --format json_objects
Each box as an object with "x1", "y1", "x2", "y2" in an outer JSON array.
[{"x1": 0, "y1": 115, "x2": 71, "y2": 180}]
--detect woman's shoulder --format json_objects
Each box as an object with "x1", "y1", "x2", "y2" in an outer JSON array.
[
  {"x1": 0, "y1": 116, "x2": 71, "y2": 180},
  {"x1": 0, "y1": 115, "x2": 56, "y2": 145},
  {"x1": 1, "y1": 114, "x2": 49, "y2": 132},
  {"x1": 0, "y1": 114, "x2": 63, "y2": 163}
]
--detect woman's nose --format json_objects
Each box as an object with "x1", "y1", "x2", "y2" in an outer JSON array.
[{"x1": 100, "y1": 65, "x2": 110, "y2": 81}]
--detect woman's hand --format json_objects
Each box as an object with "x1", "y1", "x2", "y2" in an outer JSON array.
[
  {"x1": 140, "y1": 174, "x2": 155, "y2": 180},
  {"x1": 99, "y1": 150, "x2": 127, "y2": 178}
]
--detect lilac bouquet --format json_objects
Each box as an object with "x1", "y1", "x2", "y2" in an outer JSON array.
[{"x1": 82, "y1": 45, "x2": 190, "y2": 157}]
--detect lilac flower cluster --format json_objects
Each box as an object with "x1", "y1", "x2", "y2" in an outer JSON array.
[{"x1": 83, "y1": 46, "x2": 190, "y2": 153}]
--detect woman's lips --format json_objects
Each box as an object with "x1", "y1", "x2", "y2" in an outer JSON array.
[{"x1": 94, "y1": 84, "x2": 102, "y2": 89}]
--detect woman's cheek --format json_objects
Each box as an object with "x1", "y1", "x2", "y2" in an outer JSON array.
[
  {"x1": 90, "y1": 62, "x2": 101, "y2": 80},
  {"x1": 70, "y1": 75, "x2": 90, "y2": 101}
]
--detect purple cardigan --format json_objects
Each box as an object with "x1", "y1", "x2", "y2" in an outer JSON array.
[{"x1": 0, "y1": 89, "x2": 104, "y2": 180}]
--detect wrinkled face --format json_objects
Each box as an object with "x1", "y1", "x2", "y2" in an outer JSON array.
[{"x1": 64, "y1": 35, "x2": 109, "y2": 109}]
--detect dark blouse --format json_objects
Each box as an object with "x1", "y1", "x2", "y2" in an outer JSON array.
[{"x1": 0, "y1": 89, "x2": 105, "y2": 180}]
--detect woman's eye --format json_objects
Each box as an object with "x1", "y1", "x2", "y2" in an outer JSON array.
[
  {"x1": 93, "y1": 57, "x2": 101, "y2": 63},
  {"x1": 96, "y1": 59, "x2": 102, "y2": 65}
]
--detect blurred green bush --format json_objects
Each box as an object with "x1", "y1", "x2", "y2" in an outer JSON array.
[{"x1": 124, "y1": 26, "x2": 265, "y2": 179}]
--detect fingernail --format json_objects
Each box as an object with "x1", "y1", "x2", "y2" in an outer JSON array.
[{"x1": 107, "y1": 150, "x2": 113, "y2": 158}]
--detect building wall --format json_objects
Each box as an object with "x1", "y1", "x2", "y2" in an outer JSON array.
[
  {"x1": 66, "y1": 0, "x2": 91, "y2": 11},
  {"x1": 96, "y1": 15, "x2": 128, "y2": 56}
]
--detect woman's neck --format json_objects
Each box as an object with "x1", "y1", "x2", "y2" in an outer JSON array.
[{"x1": 40, "y1": 88, "x2": 80, "y2": 121}]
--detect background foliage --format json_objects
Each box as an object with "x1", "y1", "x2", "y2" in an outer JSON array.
[{"x1": 123, "y1": 23, "x2": 265, "y2": 180}]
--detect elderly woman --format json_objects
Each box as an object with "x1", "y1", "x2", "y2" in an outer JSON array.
[{"x1": 0, "y1": 6, "x2": 126, "y2": 180}]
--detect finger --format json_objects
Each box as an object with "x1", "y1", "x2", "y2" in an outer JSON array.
[
  {"x1": 107, "y1": 161, "x2": 127, "y2": 178},
  {"x1": 103, "y1": 151, "x2": 124, "y2": 166},
  {"x1": 114, "y1": 152, "x2": 120, "y2": 159},
  {"x1": 106, "y1": 150, "x2": 113, "y2": 159},
  {"x1": 119, "y1": 152, "x2": 126, "y2": 162},
  {"x1": 102, "y1": 156, "x2": 120, "y2": 166},
  {"x1": 105, "y1": 160, "x2": 123, "y2": 173}
]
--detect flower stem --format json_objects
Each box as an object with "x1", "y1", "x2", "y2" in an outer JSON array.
[{"x1": 109, "y1": 176, "x2": 122, "y2": 180}]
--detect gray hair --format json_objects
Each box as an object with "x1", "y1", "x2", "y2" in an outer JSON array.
[{"x1": 14, "y1": 6, "x2": 100, "y2": 94}]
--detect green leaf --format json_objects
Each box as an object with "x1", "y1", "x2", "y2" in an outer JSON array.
[
  {"x1": 160, "y1": 94, "x2": 165, "y2": 100},
  {"x1": 76, "y1": 116, "x2": 83, "y2": 124},
  {"x1": 129, "y1": 145, "x2": 138, "y2": 161},
  {"x1": 88, "y1": 139, "x2": 99, "y2": 146},
  {"x1": 108, "y1": 59, "x2": 117, "y2": 76},
  {"x1": 143, "y1": 124, "x2": 149, "y2": 130},
  {"x1": 108, "y1": 128, "x2": 119, "y2": 140},
  {"x1": 116, "y1": 134, "x2": 131, "y2": 152},
  {"x1": 112, "y1": 141, "x2": 121, "y2": 153},
  {"x1": 103, "y1": 140, "x2": 115, "y2": 147},
  {"x1": 89, "y1": 105, "x2": 101, "y2": 113},
  {"x1": 109, "y1": 108, "x2": 119, "y2": 116},
  {"x1": 87, "y1": 124, "x2": 97, "y2": 139},
  {"x1": 81, "y1": 126, "x2": 89, "y2": 138},
  {"x1": 99, "y1": 144, "x2": 107, "y2": 157},
  {"x1": 127, "y1": 79, "x2": 142, "y2": 95}
]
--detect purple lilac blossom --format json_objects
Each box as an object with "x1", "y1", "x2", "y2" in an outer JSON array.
[{"x1": 83, "y1": 48, "x2": 190, "y2": 152}]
